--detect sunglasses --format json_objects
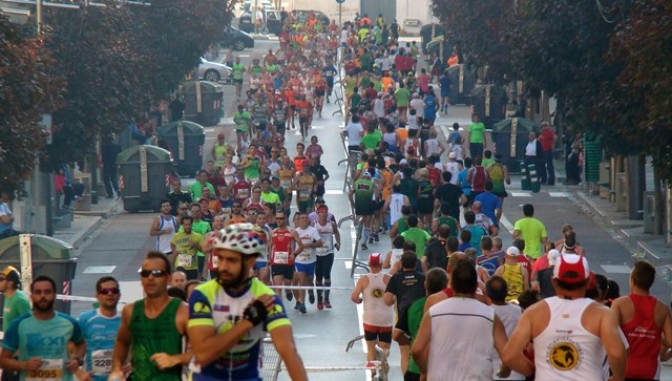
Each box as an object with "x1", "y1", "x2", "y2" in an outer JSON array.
[
  {"x1": 98, "y1": 287, "x2": 120, "y2": 295},
  {"x1": 140, "y1": 269, "x2": 168, "y2": 278}
]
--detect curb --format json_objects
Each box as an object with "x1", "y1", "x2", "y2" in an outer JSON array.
[{"x1": 70, "y1": 216, "x2": 103, "y2": 250}]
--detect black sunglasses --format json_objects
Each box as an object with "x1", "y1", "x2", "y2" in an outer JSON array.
[
  {"x1": 140, "y1": 269, "x2": 168, "y2": 278},
  {"x1": 98, "y1": 287, "x2": 120, "y2": 295}
]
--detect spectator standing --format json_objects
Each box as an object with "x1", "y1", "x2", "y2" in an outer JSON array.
[
  {"x1": 539, "y1": 121, "x2": 557, "y2": 185},
  {"x1": 102, "y1": 136, "x2": 121, "y2": 199}
]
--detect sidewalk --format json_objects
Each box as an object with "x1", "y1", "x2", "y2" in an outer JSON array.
[{"x1": 53, "y1": 197, "x2": 122, "y2": 250}]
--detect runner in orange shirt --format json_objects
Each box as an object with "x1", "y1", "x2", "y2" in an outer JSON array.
[{"x1": 295, "y1": 95, "x2": 313, "y2": 140}]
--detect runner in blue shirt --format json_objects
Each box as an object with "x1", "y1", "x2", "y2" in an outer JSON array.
[
  {"x1": 322, "y1": 61, "x2": 338, "y2": 103},
  {"x1": 79, "y1": 276, "x2": 123, "y2": 381},
  {"x1": 0, "y1": 276, "x2": 89, "y2": 381}
]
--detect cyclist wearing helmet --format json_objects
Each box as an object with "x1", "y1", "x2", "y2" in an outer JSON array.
[{"x1": 187, "y1": 223, "x2": 308, "y2": 381}]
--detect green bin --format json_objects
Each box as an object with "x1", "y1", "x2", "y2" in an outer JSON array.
[
  {"x1": 182, "y1": 81, "x2": 224, "y2": 127},
  {"x1": 117, "y1": 145, "x2": 174, "y2": 213},
  {"x1": 447, "y1": 64, "x2": 475, "y2": 105},
  {"x1": 0, "y1": 234, "x2": 77, "y2": 325},
  {"x1": 158, "y1": 121, "x2": 206, "y2": 177},
  {"x1": 520, "y1": 163, "x2": 530, "y2": 191},
  {"x1": 528, "y1": 162, "x2": 540, "y2": 193}
]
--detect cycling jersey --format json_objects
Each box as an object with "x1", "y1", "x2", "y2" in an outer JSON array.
[
  {"x1": 188, "y1": 279, "x2": 290, "y2": 381},
  {"x1": 79, "y1": 309, "x2": 121, "y2": 381}
]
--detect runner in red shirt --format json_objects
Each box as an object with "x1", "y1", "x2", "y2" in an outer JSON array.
[
  {"x1": 295, "y1": 95, "x2": 313, "y2": 140},
  {"x1": 313, "y1": 73, "x2": 327, "y2": 118},
  {"x1": 269, "y1": 210, "x2": 304, "y2": 302},
  {"x1": 612, "y1": 259, "x2": 672, "y2": 380}
]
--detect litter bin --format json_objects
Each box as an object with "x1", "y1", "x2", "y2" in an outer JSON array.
[
  {"x1": 0, "y1": 234, "x2": 77, "y2": 323},
  {"x1": 470, "y1": 85, "x2": 508, "y2": 128},
  {"x1": 158, "y1": 121, "x2": 206, "y2": 177},
  {"x1": 491, "y1": 117, "x2": 537, "y2": 173},
  {"x1": 447, "y1": 64, "x2": 475, "y2": 105},
  {"x1": 117, "y1": 145, "x2": 174, "y2": 213},
  {"x1": 182, "y1": 81, "x2": 224, "y2": 127},
  {"x1": 520, "y1": 163, "x2": 530, "y2": 191}
]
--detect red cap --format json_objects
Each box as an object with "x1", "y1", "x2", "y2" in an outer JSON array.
[
  {"x1": 369, "y1": 253, "x2": 382, "y2": 266},
  {"x1": 317, "y1": 204, "x2": 329, "y2": 212},
  {"x1": 553, "y1": 254, "x2": 590, "y2": 284}
]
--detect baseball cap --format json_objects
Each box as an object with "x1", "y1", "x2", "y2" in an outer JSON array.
[
  {"x1": 369, "y1": 253, "x2": 382, "y2": 266},
  {"x1": 399, "y1": 159, "x2": 408, "y2": 165},
  {"x1": 217, "y1": 133, "x2": 225, "y2": 139},
  {"x1": 448, "y1": 152, "x2": 457, "y2": 159},
  {"x1": 505, "y1": 246, "x2": 520, "y2": 257},
  {"x1": 362, "y1": 171, "x2": 372, "y2": 178},
  {"x1": 553, "y1": 254, "x2": 590, "y2": 284},
  {"x1": 2, "y1": 266, "x2": 20, "y2": 284},
  {"x1": 547, "y1": 249, "x2": 561, "y2": 266}
]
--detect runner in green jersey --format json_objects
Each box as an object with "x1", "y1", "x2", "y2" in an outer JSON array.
[
  {"x1": 109, "y1": 252, "x2": 190, "y2": 381},
  {"x1": 231, "y1": 57, "x2": 246, "y2": 101}
]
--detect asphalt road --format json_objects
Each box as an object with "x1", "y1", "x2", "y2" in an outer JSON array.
[{"x1": 67, "y1": 39, "x2": 671, "y2": 380}]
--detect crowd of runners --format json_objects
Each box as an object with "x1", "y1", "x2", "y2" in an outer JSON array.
[{"x1": 0, "y1": 11, "x2": 670, "y2": 381}]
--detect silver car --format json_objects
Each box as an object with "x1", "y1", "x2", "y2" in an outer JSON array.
[{"x1": 197, "y1": 57, "x2": 232, "y2": 83}]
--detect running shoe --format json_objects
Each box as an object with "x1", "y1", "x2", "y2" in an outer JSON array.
[
  {"x1": 294, "y1": 302, "x2": 300, "y2": 310},
  {"x1": 323, "y1": 300, "x2": 332, "y2": 309},
  {"x1": 361, "y1": 243, "x2": 368, "y2": 250},
  {"x1": 286, "y1": 291, "x2": 293, "y2": 301},
  {"x1": 308, "y1": 290, "x2": 315, "y2": 304},
  {"x1": 298, "y1": 302, "x2": 307, "y2": 314},
  {"x1": 317, "y1": 302, "x2": 324, "y2": 310},
  {"x1": 373, "y1": 233, "x2": 379, "y2": 242}
]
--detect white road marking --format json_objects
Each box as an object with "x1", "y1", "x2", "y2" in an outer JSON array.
[
  {"x1": 548, "y1": 192, "x2": 569, "y2": 198},
  {"x1": 499, "y1": 214, "x2": 514, "y2": 235},
  {"x1": 83, "y1": 265, "x2": 116, "y2": 274},
  {"x1": 324, "y1": 189, "x2": 344, "y2": 195},
  {"x1": 509, "y1": 192, "x2": 532, "y2": 197},
  {"x1": 345, "y1": 261, "x2": 352, "y2": 270},
  {"x1": 239, "y1": 54, "x2": 250, "y2": 58},
  {"x1": 600, "y1": 264, "x2": 632, "y2": 274}
]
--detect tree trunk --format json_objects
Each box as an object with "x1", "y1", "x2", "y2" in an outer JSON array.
[{"x1": 653, "y1": 161, "x2": 665, "y2": 235}]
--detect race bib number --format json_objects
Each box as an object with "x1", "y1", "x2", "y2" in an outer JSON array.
[
  {"x1": 281, "y1": 179, "x2": 292, "y2": 189},
  {"x1": 221, "y1": 207, "x2": 231, "y2": 216},
  {"x1": 237, "y1": 189, "x2": 249, "y2": 199},
  {"x1": 26, "y1": 359, "x2": 63, "y2": 381},
  {"x1": 91, "y1": 349, "x2": 113, "y2": 374},
  {"x1": 274, "y1": 251, "x2": 289, "y2": 264},
  {"x1": 299, "y1": 190, "x2": 311, "y2": 201},
  {"x1": 297, "y1": 250, "x2": 312, "y2": 262},
  {"x1": 178, "y1": 254, "x2": 193, "y2": 268},
  {"x1": 316, "y1": 241, "x2": 331, "y2": 255}
]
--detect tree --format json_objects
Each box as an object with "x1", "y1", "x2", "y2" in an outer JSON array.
[
  {"x1": 44, "y1": 4, "x2": 152, "y2": 169},
  {"x1": 130, "y1": 0, "x2": 236, "y2": 99},
  {"x1": 430, "y1": 0, "x2": 516, "y2": 83},
  {"x1": 0, "y1": 15, "x2": 63, "y2": 193}
]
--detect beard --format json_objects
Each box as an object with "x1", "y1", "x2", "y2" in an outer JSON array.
[
  {"x1": 217, "y1": 266, "x2": 249, "y2": 289},
  {"x1": 33, "y1": 298, "x2": 55, "y2": 313}
]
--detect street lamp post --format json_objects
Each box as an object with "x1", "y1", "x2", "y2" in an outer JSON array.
[{"x1": 336, "y1": 0, "x2": 344, "y2": 26}]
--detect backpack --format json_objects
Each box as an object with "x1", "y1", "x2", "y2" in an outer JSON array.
[{"x1": 471, "y1": 167, "x2": 486, "y2": 192}]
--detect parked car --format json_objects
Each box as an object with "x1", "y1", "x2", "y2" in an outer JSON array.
[
  {"x1": 239, "y1": 9, "x2": 282, "y2": 35},
  {"x1": 220, "y1": 26, "x2": 255, "y2": 51},
  {"x1": 197, "y1": 57, "x2": 232, "y2": 83}
]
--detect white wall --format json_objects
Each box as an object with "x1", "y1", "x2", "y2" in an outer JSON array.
[
  {"x1": 284, "y1": 0, "x2": 360, "y2": 24},
  {"x1": 397, "y1": 0, "x2": 439, "y2": 35}
]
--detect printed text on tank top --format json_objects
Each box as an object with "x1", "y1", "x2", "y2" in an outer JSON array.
[{"x1": 271, "y1": 228, "x2": 294, "y2": 265}]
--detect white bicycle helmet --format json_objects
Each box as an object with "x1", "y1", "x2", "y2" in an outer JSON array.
[{"x1": 211, "y1": 223, "x2": 268, "y2": 256}]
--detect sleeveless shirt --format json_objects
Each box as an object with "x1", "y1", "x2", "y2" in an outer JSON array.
[
  {"x1": 534, "y1": 297, "x2": 607, "y2": 381},
  {"x1": 621, "y1": 294, "x2": 661, "y2": 379},
  {"x1": 362, "y1": 273, "x2": 394, "y2": 327},
  {"x1": 129, "y1": 298, "x2": 182, "y2": 381}
]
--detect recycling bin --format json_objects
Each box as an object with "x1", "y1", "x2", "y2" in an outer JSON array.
[
  {"x1": 158, "y1": 121, "x2": 206, "y2": 177},
  {"x1": 447, "y1": 64, "x2": 475, "y2": 105},
  {"x1": 470, "y1": 85, "x2": 507, "y2": 128},
  {"x1": 183, "y1": 81, "x2": 224, "y2": 127},
  {"x1": 0, "y1": 234, "x2": 77, "y2": 324},
  {"x1": 117, "y1": 145, "x2": 174, "y2": 213},
  {"x1": 520, "y1": 163, "x2": 530, "y2": 191}
]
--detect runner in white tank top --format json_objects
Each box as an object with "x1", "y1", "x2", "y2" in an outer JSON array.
[
  {"x1": 443, "y1": 159, "x2": 461, "y2": 185},
  {"x1": 533, "y1": 297, "x2": 607, "y2": 380},
  {"x1": 155, "y1": 214, "x2": 177, "y2": 254},
  {"x1": 361, "y1": 272, "x2": 394, "y2": 327},
  {"x1": 387, "y1": 192, "x2": 406, "y2": 224}
]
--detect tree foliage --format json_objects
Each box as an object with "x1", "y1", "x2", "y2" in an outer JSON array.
[
  {"x1": 0, "y1": 15, "x2": 63, "y2": 193},
  {"x1": 431, "y1": 0, "x2": 516, "y2": 83},
  {"x1": 431, "y1": 0, "x2": 672, "y2": 181}
]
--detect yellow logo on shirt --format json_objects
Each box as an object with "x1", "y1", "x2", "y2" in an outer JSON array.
[
  {"x1": 193, "y1": 302, "x2": 211, "y2": 315},
  {"x1": 372, "y1": 288, "x2": 383, "y2": 298},
  {"x1": 548, "y1": 339, "x2": 581, "y2": 371}
]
